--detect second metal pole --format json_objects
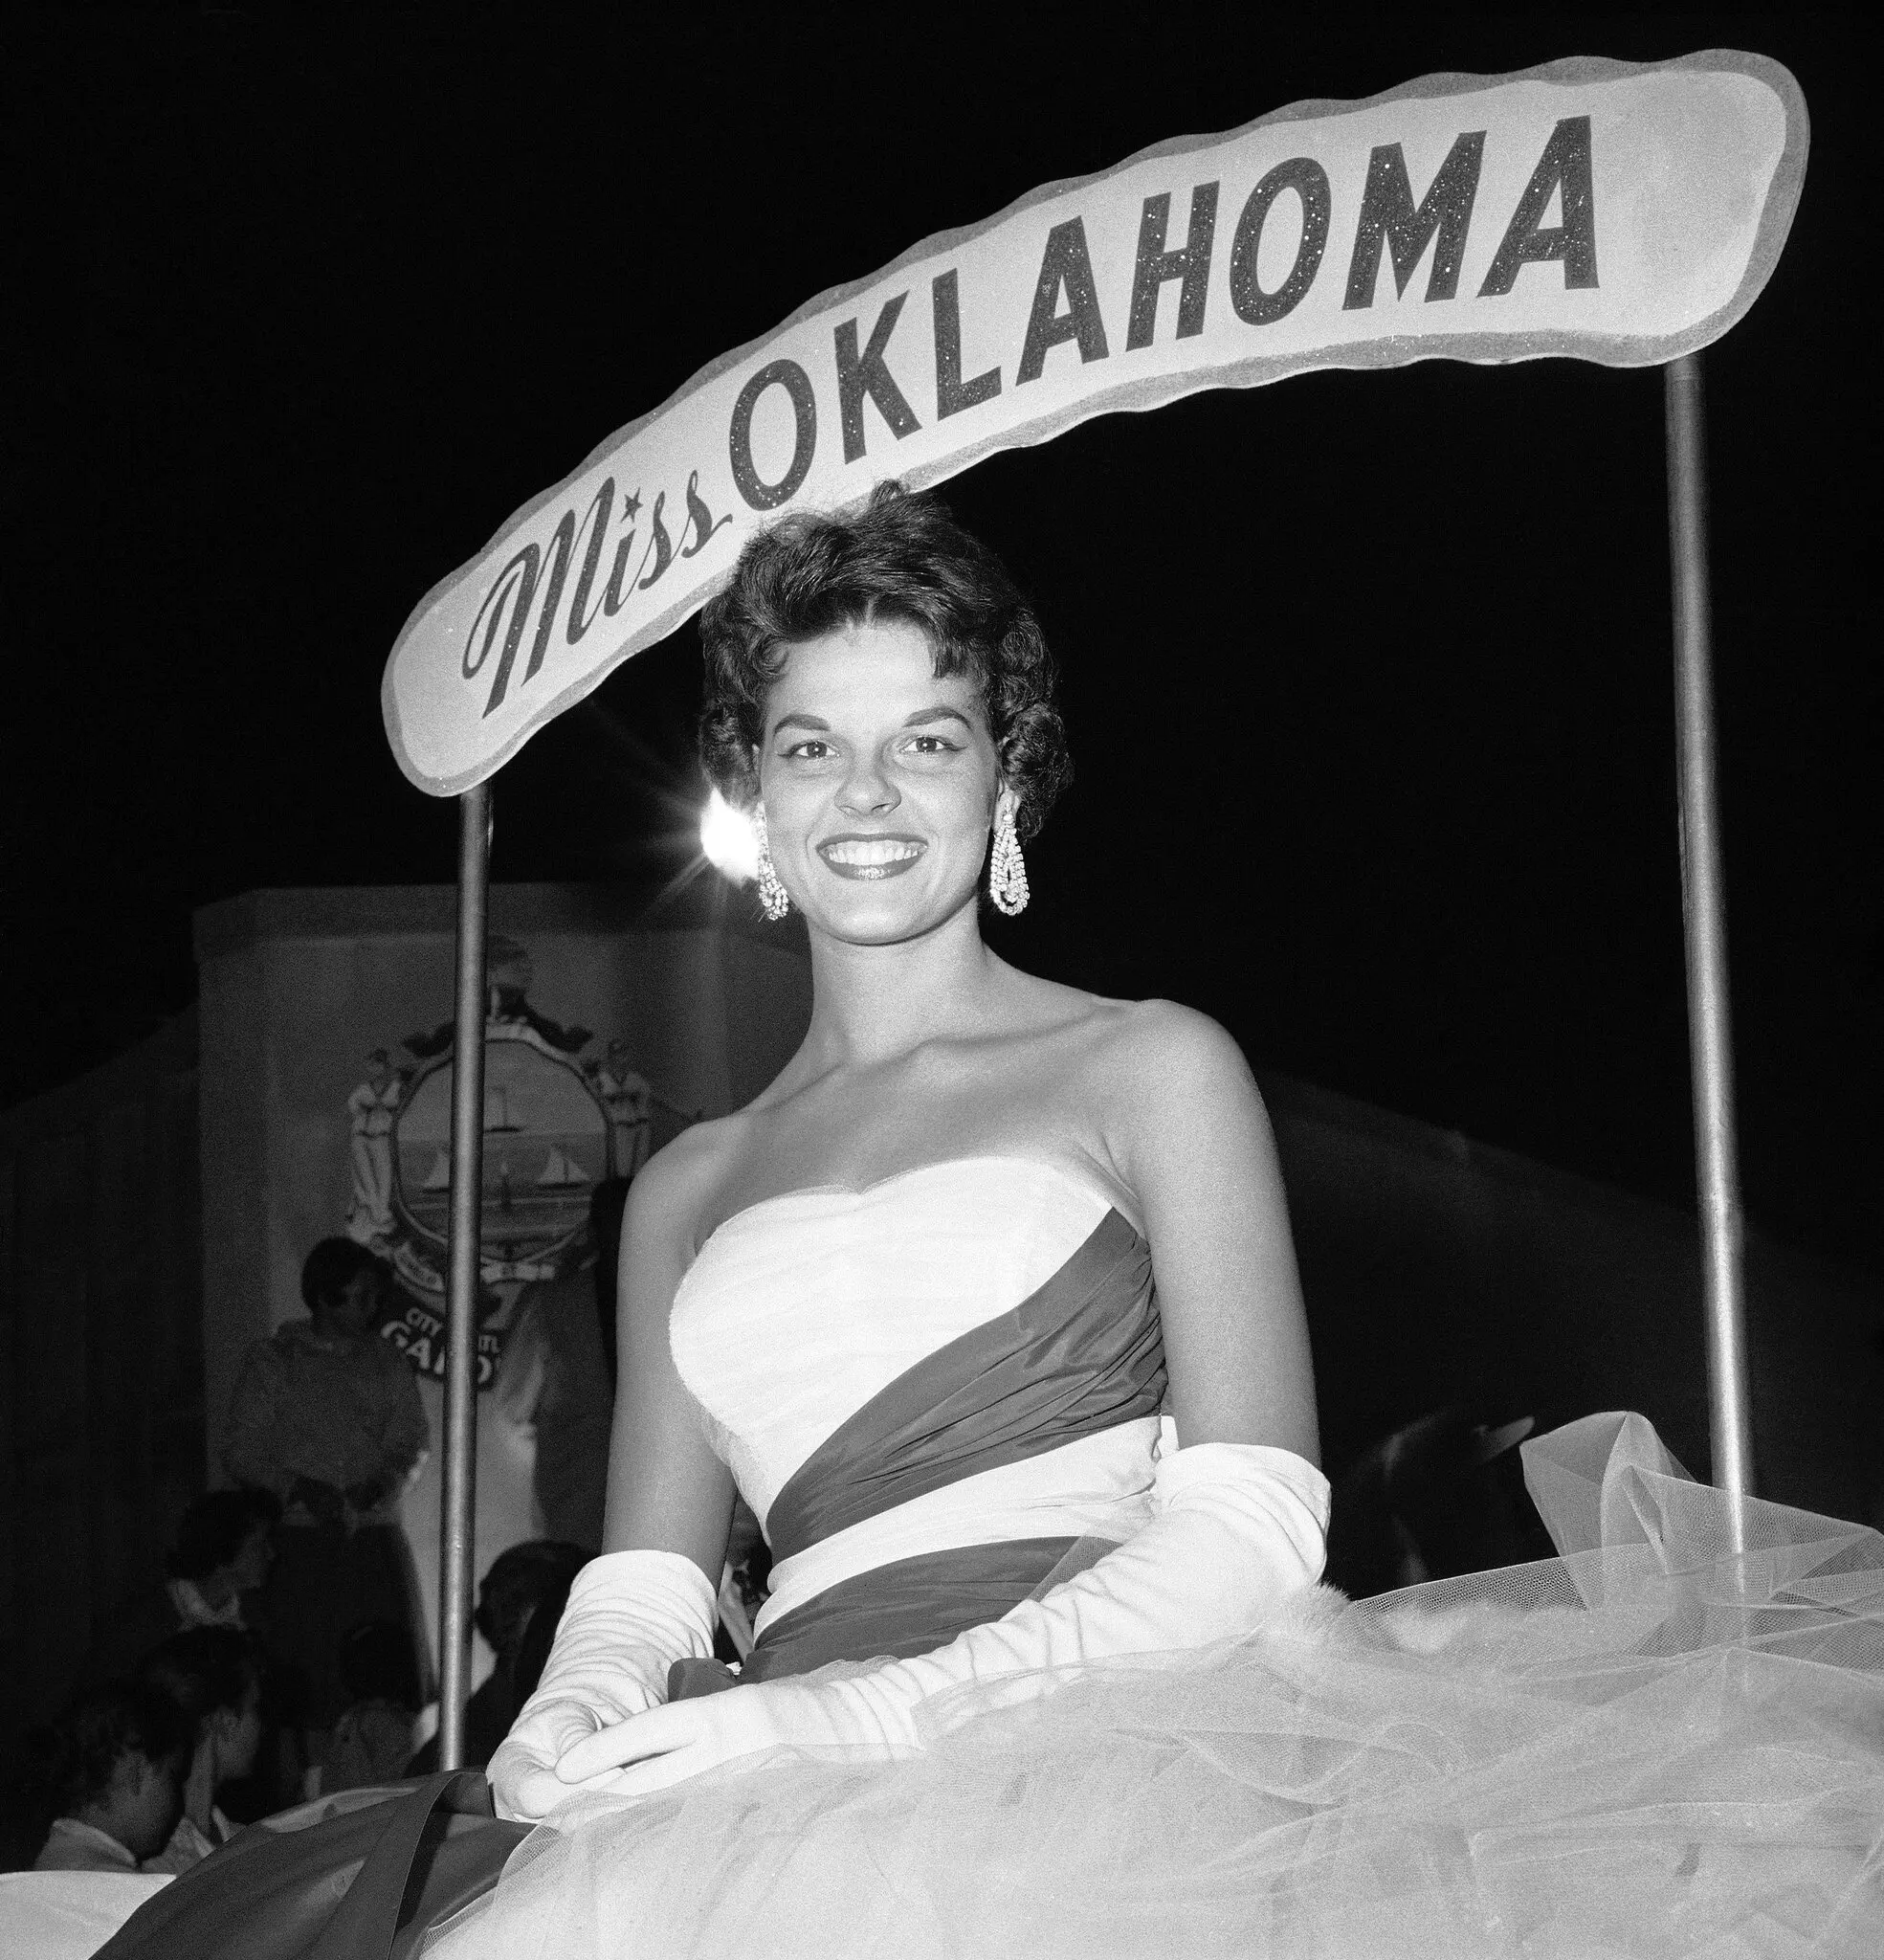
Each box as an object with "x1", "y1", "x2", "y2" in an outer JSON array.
[
  {"x1": 1664, "y1": 353, "x2": 1754, "y2": 1513},
  {"x1": 439, "y1": 779, "x2": 492, "y2": 1769}
]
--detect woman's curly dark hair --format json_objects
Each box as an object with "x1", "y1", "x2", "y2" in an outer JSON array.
[{"x1": 698, "y1": 482, "x2": 1072, "y2": 840}]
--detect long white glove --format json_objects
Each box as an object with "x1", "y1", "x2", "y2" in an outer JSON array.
[
  {"x1": 558, "y1": 1440, "x2": 1330, "y2": 1797},
  {"x1": 490, "y1": 1548, "x2": 717, "y2": 1821}
]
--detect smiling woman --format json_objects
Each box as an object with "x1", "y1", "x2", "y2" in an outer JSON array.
[
  {"x1": 760, "y1": 616, "x2": 1007, "y2": 925},
  {"x1": 421, "y1": 486, "x2": 1884, "y2": 1956},
  {"x1": 470, "y1": 482, "x2": 1331, "y2": 1835}
]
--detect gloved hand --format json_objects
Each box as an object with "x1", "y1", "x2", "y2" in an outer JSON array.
[
  {"x1": 558, "y1": 1440, "x2": 1330, "y2": 1797},
  {"x1": 489, "y1": 1548, "x2": 717, "y2": 1821}
]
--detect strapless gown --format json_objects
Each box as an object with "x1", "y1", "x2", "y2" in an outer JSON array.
[{"x1": 428, "y1": 1159, "x2": 1884, "y2": 1958}]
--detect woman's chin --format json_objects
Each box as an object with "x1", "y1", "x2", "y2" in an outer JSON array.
[{"x1": 803, "y1": 880, "x2": 976, "y2": 946}]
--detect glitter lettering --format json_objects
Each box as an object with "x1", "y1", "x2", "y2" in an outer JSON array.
[
  {"x1": 1343, "y1": 132, "x2": 1486, "y2": 308},
  {"x1": 1016, "y1": 217, "x2": 1110, "y2": 383},
  {"x1": 834, "y1": 293, "x2": 922, "y2": 462},
  {"x1": 1479, "y1": 117, "x2": 1598, "y2": 297},
  {"x1": 1126, "y1": 183, "x2": 1220, "y2": 349}
]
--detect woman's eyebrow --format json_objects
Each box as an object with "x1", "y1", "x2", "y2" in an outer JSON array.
[
  {"x1": 770, "y1": 712, "x2": 831, "y2": 735},
  {"x1": 903, "y1": 706, "x2": 974, "y2": 729}
]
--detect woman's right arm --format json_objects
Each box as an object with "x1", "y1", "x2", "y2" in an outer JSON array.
[
  {"x1": 489, "y1": 1136, "x2": 735, "y2": 1821},
  {"x1": 601, "y1": 1143, "x2": 737, "y2": 1574}
]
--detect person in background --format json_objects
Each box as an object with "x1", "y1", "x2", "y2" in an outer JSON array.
[
  {"x1": 321, "y1": 1621, "x2": 425, "y2": 1793},
  {"x1": 223, "y1": 1238, "x2": 431, "y2": 1757},
  {"x1": 134, "y1": 1628, "x2": 264, "y2": 1873},
  {"x1": 28, "y1": 1684, "x2": 190, "y2": 1874},
  {"x1": 81, "y1": 1487, "x2": 280, "y2": 1686},
  {"x1": 409, "y1": 1542, "x2": 590, "y2": 1775}
]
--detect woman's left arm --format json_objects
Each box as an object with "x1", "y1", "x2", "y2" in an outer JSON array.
[{"x1": 1103, "y1": 1000, "x2": 1319, "y2": 1462}]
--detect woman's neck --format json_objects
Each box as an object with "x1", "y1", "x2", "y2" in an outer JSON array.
[{"x1": 800, "y1": 902, "x2": 1004, "y2": 1069}]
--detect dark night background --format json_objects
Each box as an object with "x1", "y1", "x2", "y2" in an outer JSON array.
[{"x1": 3, "y1": 10, "x2": 1877, "y2": 1281}]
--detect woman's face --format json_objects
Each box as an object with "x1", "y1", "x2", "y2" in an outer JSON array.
[{"x1": 756, "y1": 618, "x2": 1013, "y2": 944}]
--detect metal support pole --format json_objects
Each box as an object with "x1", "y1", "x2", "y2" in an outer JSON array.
[
  {"x1": 438, "y1": 780, "x2": 492, "y2": 1769},
  {"x1": 1664, "y1": 353, "x2": 1753, "y2": 1514}
]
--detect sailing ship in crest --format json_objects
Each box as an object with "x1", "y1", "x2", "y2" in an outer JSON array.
[{"x1": 536, "y1": 1146, "x2": 590, "y2": 1189}]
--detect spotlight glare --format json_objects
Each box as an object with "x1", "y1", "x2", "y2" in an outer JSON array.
[{"x1": 700, "y1": 789, "x2": 760, "y2": 883}]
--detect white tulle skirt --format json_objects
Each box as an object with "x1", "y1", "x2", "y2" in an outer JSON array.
[{"x1": 426, "y1": 1415, "x2": 1884, "y2": 1959}]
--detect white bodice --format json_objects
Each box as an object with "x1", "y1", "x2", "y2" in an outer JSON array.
[{"x1": 669, "y1": 1157, "x2": 1165, "y2": 1632}]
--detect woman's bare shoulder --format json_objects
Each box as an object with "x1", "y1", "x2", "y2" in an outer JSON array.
[
  {"x1": 1014, "y1": 980, "x2": 1246, "y2": 1080},
  {"x1": 1070, "y1": 996, "x2": 1267, "y2": 1151},
  {"x1": 1100, "y1": 996, "x2": 1252, "y2": 1074},
  {"x1": 624, "y1": 1114, "x2": 752, "y2": 1261}
]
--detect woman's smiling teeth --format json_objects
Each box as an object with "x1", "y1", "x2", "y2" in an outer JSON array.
[{"x1": 818, "y1": 836, "x2": 926, "y2": 880}]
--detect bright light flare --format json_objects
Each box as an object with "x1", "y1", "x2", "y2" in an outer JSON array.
[{"x1": 699, "y1": 789, "x2": 760, "y2": 883}]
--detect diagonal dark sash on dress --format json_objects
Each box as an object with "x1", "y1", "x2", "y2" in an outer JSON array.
[{"x1": 674, "y1": 1209, "x2": 1164, "y2": 1695}]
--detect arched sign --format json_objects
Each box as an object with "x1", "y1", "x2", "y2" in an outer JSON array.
[{"x1": 383, "y1": 50, "x2": 1806, "y2": 797}]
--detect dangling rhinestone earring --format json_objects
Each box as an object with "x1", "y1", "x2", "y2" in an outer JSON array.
[
  {"x1": 753, "y1": 807, "x2": 790, "y2": 922},
  {"x1": 988, "y1": 807, "x2": 1030, "y2": 917}
]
